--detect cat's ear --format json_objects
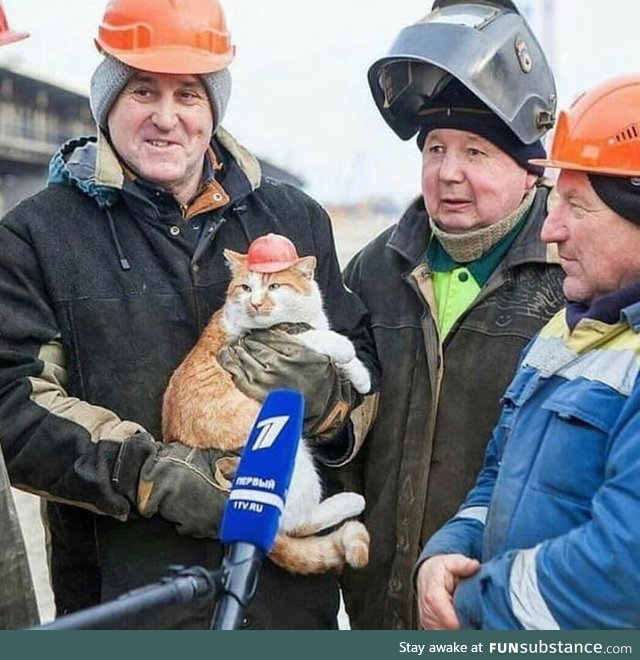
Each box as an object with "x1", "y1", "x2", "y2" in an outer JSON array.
[
  {"x1": 224, "y1": 249, "x2": 248, "y2": 275},
  {"x1": 294, "y1": 256, "x2": 317, "y2": 280}
]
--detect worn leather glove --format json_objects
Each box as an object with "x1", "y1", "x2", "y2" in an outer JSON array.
[
  {"x1": 113, "y1": 433, "x2": 235, "y2": 539},
  {"x1": 217, "y1": 324, "x2": 358, "y2": 442}
]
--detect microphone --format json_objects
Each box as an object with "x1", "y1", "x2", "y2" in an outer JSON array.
[{"x1": 211, "y1": 388, "x2": 303, "y2": 630}]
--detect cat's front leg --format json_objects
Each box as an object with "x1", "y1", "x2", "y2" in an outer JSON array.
[
  {"x1": 297, "y1": 329, "x2": 371, "y2": 394},
  {"x1": 292, "y1": 492, "x2": 366, "y2": 536},
  {"x1": 296, "y1": 329, "x2": 355, "y2": 364},
  {"x1": 340, "y1": 357, "x2": 371, "y2": 394}
]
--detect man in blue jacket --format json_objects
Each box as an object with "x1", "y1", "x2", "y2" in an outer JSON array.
[{"x1": 416, "y1": 74, "x2": 640, "y2": 630}]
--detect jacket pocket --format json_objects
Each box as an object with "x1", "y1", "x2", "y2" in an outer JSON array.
[{"x1": 533, "y1": 380, "x2": 622, "y2": 503}]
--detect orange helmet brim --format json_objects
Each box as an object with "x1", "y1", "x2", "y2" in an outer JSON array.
[
  {"x1": 529, "y1": 158, "x2": 640, "y2": 178},
  {"x1": 96, "y1": 41, "x2": 235, "y2": 75}
]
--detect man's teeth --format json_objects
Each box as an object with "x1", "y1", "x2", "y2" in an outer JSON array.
[{"x1": 149, "y1": 140, "x2": 172, "y2": 147}]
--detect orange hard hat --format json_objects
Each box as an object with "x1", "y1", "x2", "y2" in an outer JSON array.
[
  {"x1": 246, "y1": 234, "x2": 300, "y2": 273},
  {"x1": 95, "y1": 0, "x2": 235, "y2": 74},
  {"x1": 0, "y1": 2, "x2": 28, "y2": 47},
  {"x1": 531, "y1": 74, "x2": 640, "y2": 177}
]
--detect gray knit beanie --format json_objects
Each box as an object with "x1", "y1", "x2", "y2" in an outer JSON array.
[{"x1": 89, "y1": 55, "x2": 232, "y2": 131}]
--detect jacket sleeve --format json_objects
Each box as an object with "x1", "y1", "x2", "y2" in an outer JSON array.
[
  {"x1": 310, "y1": 201, "x2": 379, "y2": 388},
  {"x1": 305, "y1": 198, "x2": 380, "y2": 465},
  {"x1": 0, "y1": 449, "x2": 39, "y2": 628},
  {"x1": 0, "y1": 220, "x2": 155, "y2": 520},
  {"x1": 452, "y1": 385, "x2": 640, "y2": 630},
  {"x1": 328, "y1": 251, "x2": 380, "y2": 465}
]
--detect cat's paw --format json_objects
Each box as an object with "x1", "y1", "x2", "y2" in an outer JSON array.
[
  {"x1": 297, "y1": 330, "x2": 355, "y2": 364},
  {"x1": 340, "y1": 358, "x2": 371, "y2": 394},
  {"x1": 341, "y1": 521, "x2": 370, "y2": 569}
]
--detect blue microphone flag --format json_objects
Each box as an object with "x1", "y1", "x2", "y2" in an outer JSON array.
[{"x1": 220, "y1": 388, "x2": 304, "y2": 555}]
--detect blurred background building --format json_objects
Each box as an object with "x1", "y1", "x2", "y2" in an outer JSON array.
[{"x1": 0, "y1": 67, "x2": 92, "y2": 212}]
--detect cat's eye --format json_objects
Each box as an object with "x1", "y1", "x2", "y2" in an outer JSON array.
[
  {"x1": 239, "y1": 284, "x2": 252, "y2": 293},
  {"x1": 268, "y1": 283, "x2": 281, "y2": 291}
]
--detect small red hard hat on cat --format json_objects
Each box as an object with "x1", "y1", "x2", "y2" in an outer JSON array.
[{"x1": 246, "y1": 234, "x2": 300, "y2": 273}]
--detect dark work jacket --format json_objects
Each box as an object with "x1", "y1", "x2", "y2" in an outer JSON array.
[
  {"x1": 339, "y1": 187, "x2": 566, "y2": 630},
  {"x1": 0, "y1": 129, "x2": 375, "y2": 629},
  {"x1": 0, "y1": 449, "x2": 39, "y2": 629}
]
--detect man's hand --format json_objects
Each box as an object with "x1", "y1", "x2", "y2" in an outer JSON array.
[
  {"x1": 217, "y1": 324, "x2": 359, "y2": 441},
  {"x1": 114, "y1": 435, "x2": 233, "y2": 538},
  {"x1": 416, "y1": 554, "x2": 480, "y2": 630}
]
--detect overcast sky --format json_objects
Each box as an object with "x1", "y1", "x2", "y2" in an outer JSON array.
[{"x1": 1, "y1": 1, "x2": 640, "y2": 207}]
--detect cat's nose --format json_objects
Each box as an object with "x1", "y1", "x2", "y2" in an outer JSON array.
[{"x1": 251, "y1": 301, "x2": 264, "y2": 312}]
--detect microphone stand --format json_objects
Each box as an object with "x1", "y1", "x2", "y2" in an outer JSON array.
[
  {"x1": 210, "y1": 542, "x2": 264, "y2": 630},
  {"x1": 34, "y1": 566, "x2": 223, "y2": 630}
]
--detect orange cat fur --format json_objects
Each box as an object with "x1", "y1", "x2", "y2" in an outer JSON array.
[{"x1": 162, "y1": 309, "x2": 259, "y2": 452}]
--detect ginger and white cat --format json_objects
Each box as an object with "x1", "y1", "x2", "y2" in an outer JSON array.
[{"x1": 162, "y1": 246, "x2": 370, "y2": 575}]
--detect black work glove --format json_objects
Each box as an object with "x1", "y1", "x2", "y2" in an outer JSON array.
[
  {"x1": 113, "y1": 433, "x2": 237, "y2": 539},
  {"x1": 217, "y1": 324, "x2": 359, "y2": 442}
]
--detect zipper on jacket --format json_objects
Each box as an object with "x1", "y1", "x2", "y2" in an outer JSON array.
[{"x1": 191, "y1": 214, "x2": 227, "y2": 267}]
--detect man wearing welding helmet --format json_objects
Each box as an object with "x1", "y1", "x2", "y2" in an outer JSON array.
[{"x1": 339, "y1": 0, "x2": 565, "y2": 629}]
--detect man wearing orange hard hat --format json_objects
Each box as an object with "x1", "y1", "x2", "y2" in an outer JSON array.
[
  {"x1": 417, "y1": 75, "x2": 640, "y2": 629},
  {"x1": 0, "y1": 0, "x2": 375, "y2": 629},
  {"x1": 0, "y1": 0, "x2": 39, "y2": 631}
]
